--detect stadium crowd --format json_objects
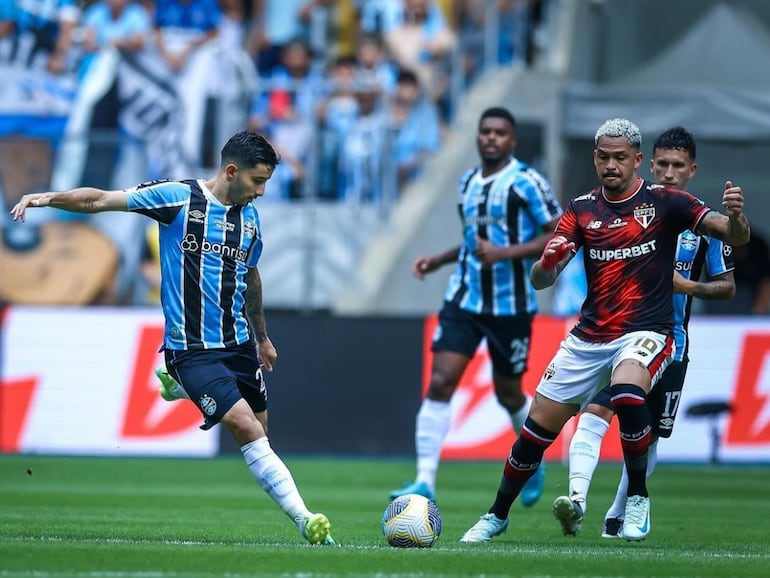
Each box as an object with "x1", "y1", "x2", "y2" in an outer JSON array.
[{"x1": 0, "y1": 0, "x2": 543, "y2": 202}]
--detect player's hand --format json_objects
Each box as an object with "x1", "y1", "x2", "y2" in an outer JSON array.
[
  {"x1": 257, "y1": 336, "x2": 277, "y2": 372},
  {"x1": 10, "y1": 193, "x2": 51, "y2": 222},
  {"x1": 412, "y1": 256, "x2": 437, "y2": 280},
  {"x1": 473, "y1": 236, "x2": 503, "y2": 266},
  {"x1": 721, "y1": 181, "x2": 744, "y2": 218},
  {"x1": 540, "y1": 236, "x2": 574, "y2": 271}
]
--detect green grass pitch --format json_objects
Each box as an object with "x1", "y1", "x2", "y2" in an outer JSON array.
[{"x1": 1, "y1": 454, "x2": 768, "y2": 577}]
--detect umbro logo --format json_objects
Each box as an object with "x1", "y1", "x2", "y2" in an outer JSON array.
[{"x1": 189, "y1": 210, "x2": 205, "y2": 224}]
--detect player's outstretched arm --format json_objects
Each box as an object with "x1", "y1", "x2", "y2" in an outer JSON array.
[
  {"x1": 530, "y1": 235, "x2": 575, "y2": 290},
  {"x1": 10, "y1": 188, "x2": 128, "y2": 222},
  {"x1": 697, "y1": 181, "x2": 750, "y2": 247}
]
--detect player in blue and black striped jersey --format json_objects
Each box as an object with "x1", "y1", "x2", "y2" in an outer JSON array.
[
  {"x1": 10, "y1": 130, "x2": 335, "y2": 546},
  {"x1": 389, "y1": 107, "x2": 563, "y2": 507},
  {"x1": 557, "y1": 126, "x2": 737, "y2": 539}
]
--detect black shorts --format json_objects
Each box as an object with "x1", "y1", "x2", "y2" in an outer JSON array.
[
  {"x1": 646, "y1": 359, "x2": 688, "y2": 438},
  {"x1": 164, "y1": 343, "x2": 267, "y2": 430},
  {"x1": 432, "y1": 300, "x2": 534, "y2": 377},
  {"x1": 589, "y1": 360, "x2": 689, "y2": 438}
]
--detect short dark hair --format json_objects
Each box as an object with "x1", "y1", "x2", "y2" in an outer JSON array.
[
  {"x1": 653, "y1": 126, "x2": 696, "y2": 159},
  {"x1": 220, "y1": 131, "x2": 280, "y2": 169},
  {"x1": 396, "y1": 68, "x2": 419, "y2": 86},
  {"x1": 479, "y1": 107, "x2": 516, "y2": 131}
]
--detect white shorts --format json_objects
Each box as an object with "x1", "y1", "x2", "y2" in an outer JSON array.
[{"x1": 536, "y1": 331, "x2": 674, "y2": 410}]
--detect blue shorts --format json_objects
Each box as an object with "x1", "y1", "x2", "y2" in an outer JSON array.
[
  {"x1": 432, "y1": 300, "x2": 534, "y2": 377},
  {"x1": 589, "y1": 359, "x2": 688, "y2": 438},
  {"x1": 164, "y1": 343, "x2": 267, "y2": 430}
]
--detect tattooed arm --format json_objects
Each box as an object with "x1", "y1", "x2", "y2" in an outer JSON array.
[
  {"x1": 10, "y1": 188, "x2": 128, "y2": 221},
  {"x1": 673, "y1": 270, "x2": 736, "y2": 300},
  {"x1": 244, "y1": 267, "x2": 278, "y2": 371}
]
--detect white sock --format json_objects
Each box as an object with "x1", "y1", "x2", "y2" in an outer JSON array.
[
  {"x1": 509, "y1": 394, "x2": 532, "y2": 436},
  {"x1": 241, "y1": 437, "x2": 310, "y2": 523},
  {"x1": 568, "y1": 412, "x2": 610, "y2": 512},
  {"x1": 605, "y1": 440, "x2": 659, "y2": 520},
  {"x1": 414, "y1": 398, "x2": 452, "y2": 492}
]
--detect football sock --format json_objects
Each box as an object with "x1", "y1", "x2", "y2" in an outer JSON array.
[
  {"x1": 508, "y1": 394, "x2": 532, "y2": 436},
  {"x1": 490, "y1": 417, "x2": 557, "y2": 519},
  {"x1": 611, "y1": 384, "x2": 652, "y2": 497},
  {"x1": 415, "y1": 398, "x2": 452, "y2": 491},
  {"x1": 241, "y1": 437, "x2": 310, "y2": 521},
  {"x1": 568, "y1": 412, "x2": 611, "y2": 511},
  {"x1": 605, "y1": 440, "x2": 658, "y2": 519}
]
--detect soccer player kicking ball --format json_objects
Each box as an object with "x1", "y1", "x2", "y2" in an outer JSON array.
[
  {"x1": 11, "y1": 131, "x2": 336, "y2": 546},
  {"x1": 459, "y1": 118, "x2": 750, "y2": 543},
  {"x1": 553, "y1": 126, "x2": 736, "y2": 539}
]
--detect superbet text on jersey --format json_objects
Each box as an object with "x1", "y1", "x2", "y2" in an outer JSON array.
[{"x1": 556, "y1": 180, "x2": 710, "y2": 343}]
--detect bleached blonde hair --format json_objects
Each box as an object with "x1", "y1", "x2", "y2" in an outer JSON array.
[{"x1": 594, "y1": 118, "x2": 642, "y2": 149}]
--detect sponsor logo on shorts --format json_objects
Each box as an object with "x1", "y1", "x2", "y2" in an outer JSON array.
[{"x1": 199, "y1": 394, "x2": 217, "y2": 416}]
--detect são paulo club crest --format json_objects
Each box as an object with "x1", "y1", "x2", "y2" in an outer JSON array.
[{"x1": 633, "y1": 203, "x2": 655, "y2": 229}]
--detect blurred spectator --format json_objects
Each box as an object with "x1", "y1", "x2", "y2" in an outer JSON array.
[
  {"x1": 381, "y1": 0, "x2": 455, "y2": 113},
  {"x1": 250, "y1": 39, "x2": 325, "y2": 129},
  {"x1": 250, "y1": 39, "x2": 323, "y2": 200},
  {"x1": 79, "y1": 0, "x2": 152, "y2": 76},
  {"x1": 13, "y1": 0, "x2": 81, "y2": 74},
  {"x1": 218, "y1": 0, "x2": 258, "y2": 51},
  {"x1": 154, "y1": 0, "x2": 220, "y2": 73},
  {"x1": 317, "y1": 55, "x2": 360, "y2": 199},
  {"x1": 387, "y1": 67, "x2": 441, "y2": 189},
  {"x1": 703, "y1": 230, "x2": 770, "y2": 316},
  {"x1": 454, "y1": 0, "x2": 528, "y2": 83},
  {"x1": 338, "y1": 74, "x2": 388, "y2": 202},
  {"x1": 355, "y1": 33, "x2": 397, "y2": 95},
  {"x1": 357, "y1": 0, "x2": 402, "y2": 36},
  {"x1": 249, "y1": 0, "x2": 323, "y2": 77}
]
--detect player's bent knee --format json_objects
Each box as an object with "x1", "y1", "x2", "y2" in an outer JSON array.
[{"x1": 223, "y1": 401, "x2": 267, "y2": 444}]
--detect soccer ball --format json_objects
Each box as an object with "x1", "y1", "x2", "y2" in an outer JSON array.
[{"x1": 381, "y1": 493, "x2": 442, "y2": 548}]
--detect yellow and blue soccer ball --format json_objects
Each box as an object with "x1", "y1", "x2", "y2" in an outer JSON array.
[{"x1": 381, "y1": 493, "x2": 442, "y2": 548}]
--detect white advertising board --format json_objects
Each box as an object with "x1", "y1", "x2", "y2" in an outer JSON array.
[{"x1": 1, "y1": 307, "x2": 216, "y2": 457}]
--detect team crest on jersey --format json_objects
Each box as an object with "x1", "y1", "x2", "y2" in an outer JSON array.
[
  {"x1": 680, "y1": 231, "x2": 698, "y2": 250},
  {"x1": 633, "y1": 203, "x2": 655, "y2": 229},
  {"x1": 243, "y1": 220, "x2": 257, "y2": 239}
]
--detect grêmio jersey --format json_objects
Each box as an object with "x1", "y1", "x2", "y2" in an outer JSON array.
[
  {"x1": 126, "y1": 179, "x2": 263, "y2": 351},
  {"x1": 673, "y1": 230, "x2": 733, "y2": 362},
  {"x1": 444, "y1": 157, "x2": 562, "y2": 315},
  {"x1": 557, "y1": 179, "x2": 711, "y2": 343}
]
